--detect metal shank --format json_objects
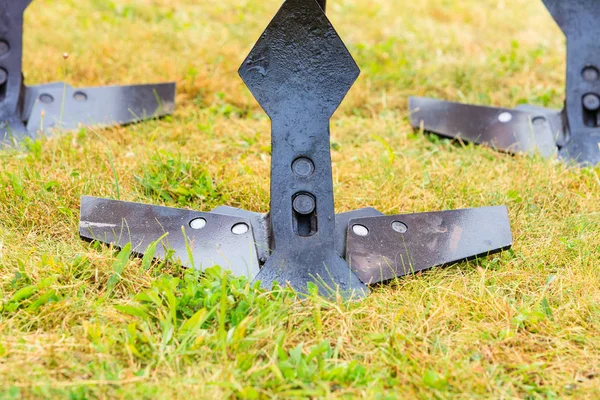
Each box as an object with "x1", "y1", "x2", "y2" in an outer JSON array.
[{"x1": 239, "y1": 0, "x2": 367, "y2": 297}]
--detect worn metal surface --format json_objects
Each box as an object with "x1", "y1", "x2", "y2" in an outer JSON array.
[
  {"x1": 334, "y1": 208, "x2": 384, "y2": 257},
  {"x1": 23, "y1": 82, "x2": 175, "y2": 133},
  {"x1": 409, "y1": 0, "x2": 600, "y2": 165},
  {"x1": 0, "y1": 0, "x2": 175, "y2": 145},
  {"x1": 80, "y1": 0, "x2": 513, "y2": 299},
  {"x1": 409, "y1": 97, "x2": 561, "y2": 157},
  {"x1": 211, "y1": 205, "x2": 272, "y2": 264},
  {"x1": 80, "y1": 197, "x2": 260, "y2": 278},
  {"x1": 239, "y1": 0, "x2": 367, "y2": 297},
  {"x1": 346, "y1": 207, "x2": 513, "y2": 284}
]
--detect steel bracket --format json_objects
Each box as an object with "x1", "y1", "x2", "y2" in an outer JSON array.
[
  {"x1": 80, "y1": 0, "x2": 512, "y2": 298},
  {"x1": 410, "y1": 0, "x2": 600, "y2": 166},
  {"x1": 0, "y1": 0, "x2": 175, "y2": 146}
]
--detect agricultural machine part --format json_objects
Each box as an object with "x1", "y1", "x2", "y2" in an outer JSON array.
[
  {"x1": 0, "y1": 0, "x2": 175, "y2": 145},
  {"x1": 80, "y1": 0, "x2": 512, "y2": 298},
  {"x1": 410, "y1": 0, "x2": 600, "y2": 166}
]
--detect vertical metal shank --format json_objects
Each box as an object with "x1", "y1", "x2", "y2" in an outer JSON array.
[
  {"x1": 543, "y1": 0, "x2": 600, "y2": 164},
  {"x1": 239, "y1": 0, "x2": 367, "y2": 297}
]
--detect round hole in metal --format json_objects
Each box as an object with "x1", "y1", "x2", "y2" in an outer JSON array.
[
  {"x1": 352, "y1": 224, "x2": 369, "y2": 237},
  {"x1": 498, "y1": 112, "x2": 513, "y2": 123},
  {"x1": 73, "y1": 91, "x2": 88, "y2": 102},
  {"x1": 582, "y1": 66, "x2": 599, "y2": 82},
  {"x1": 231, "y1": 223, "x2": 250, "y2": 235},
  {"x1": 291, "y1": 157, "x2": 315, "y2": 177},
  {"x1": 190, "y1": 218, "x2": 207, "y2": 230},
  {"x1": 39, "y1": 94, "x2": 54, "y2": 104},
  {"x1": 391, "y1": 221, "x2": 408, "y2": 233}
]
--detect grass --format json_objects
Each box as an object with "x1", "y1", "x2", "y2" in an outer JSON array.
[{"x1": 1, "y1": 0, "x2": 600, "y2": 398}]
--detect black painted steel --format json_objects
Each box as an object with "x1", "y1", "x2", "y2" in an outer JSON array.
[
  {"x1": 409, "y1": 0, "x2": 600, "y2": 166},
  {"x1": 409, "y1": 97, "x2": 562, "y2": 157},
  {"x1": 0, "y1": 0, "x2": 175, "y2": 145},
  {"x1": 80, "y1": 197, "x2": 260, "y2": 278},
  {"x1": 80, "y1": 0, "x2": 512, "y2": 299},
  {"x1": 346, "y1": 207, "x2": 512, "y2": 284},
  {"x1": 239, "y1": 0, "x2": 367, "y2": 297}
]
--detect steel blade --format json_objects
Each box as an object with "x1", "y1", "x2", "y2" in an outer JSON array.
[
  {"x1": 211, "y1": 205, "x2": 271, "y2": 264},
  {"x1": 334, "y1": 207, "x2": 383, "y2": 257},
  {"x1": 24, "y1": 82, "x2": 175, "y2": 133},
  {"x1": 80, "y1": 196, "x2": 260, "y2": 278},
  {"x1": 346, "y1": 206, "x2": 513, "y2": 284},
  {"x1": 409, "y1": 96, "x2": 559, "y2": 157}
]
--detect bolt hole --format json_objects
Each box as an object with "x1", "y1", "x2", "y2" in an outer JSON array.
[
  {"x1": 190, "y1": 218, "x2": 207, "y2": 230},
  {"x1": 352, "y1": 224, "x2": 369, "y2": 237},
  {"x1": 73, "y1": 91, "x2": 87, "y2": 102},
  {"x1": 232, "y1": 223, "x2": 249, "y2": 235},
  {"x1": 0, "y1": 68, "x2": 7, "y2": 86},
  {"x1": 583, "y1": 93, "x2": 600, "y2": 111},
  {"x1": 582, "y1": 66, "x2": 599, "y2": 82},
  {"x1": 391, "y1": 221, "x2": 408, "y2": 233},
  {"x1": 498, "y1": 112, "x2": 513, "y2": 123},
  {"x1": 532, "y1": 116, "x2": 547, "y2": 126},
  {"x1": 0, "y1": 41, "x2": 9, "y2": 57},
  {"x1": 291, "y1": 157, "x2": 315, "y2": 177},
  {"x1": 39, "y1": 94, "x2": 54, "y2": 104}
]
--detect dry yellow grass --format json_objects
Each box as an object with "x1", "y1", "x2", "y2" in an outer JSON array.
[{"x1": 1, "y1": 0, "x2": 599, "y2": 398}]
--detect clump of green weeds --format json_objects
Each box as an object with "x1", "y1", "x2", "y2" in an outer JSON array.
[{"x1": 136, "y1": 151, "x2": 226, "y2": 207}]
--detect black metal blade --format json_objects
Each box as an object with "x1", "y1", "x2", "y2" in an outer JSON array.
[
  {"x1": 346, "y1": 206, "x2": 513, "y2": 284},
  {"x1": 23, "y1": 82, "x2": 175, "y2": 133},
  {"x1": 409, "y1": 97, "x2": 560, "y2": 157},
  {"x1": 239, "y1": 0, "x2": 367, "y2": 298},
  {"x1": 79, "y1": 197, "x2": 260, "y2": 278},
  {"x1": 334, "y1": 207, "x2": 384, "y2": 258},
  {"x1": 211, "y1": 205, "x2": 271, "y2": 264}
]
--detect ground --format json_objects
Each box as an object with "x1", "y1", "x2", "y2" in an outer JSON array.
[{"x1": 1, "y1": 0, "x2": 600, "y2": 398}]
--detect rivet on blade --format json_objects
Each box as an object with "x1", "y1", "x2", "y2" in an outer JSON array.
[
  {"x1": 352, "y1": 224, "x2": 369, "y2": 237},
  {"x1": 190, "y1": 218, "x2": 207, "y2": 230},
  {"x1": 391, "y1": 221, "x2": 408, "y2": 233},
  {"x1": 39, "y1": 94, "x2": 54, "y2": 104},
  {"x1": 232, "y1": 223, "x2": 250, "y2": 235},
  {"x1": 498, "y1": 112, "x2": 513, "y2": 123}
]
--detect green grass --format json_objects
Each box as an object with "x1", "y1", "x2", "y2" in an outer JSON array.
[{"x1": 1, "y1": 0, "x2": 600, "y2": 398}]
